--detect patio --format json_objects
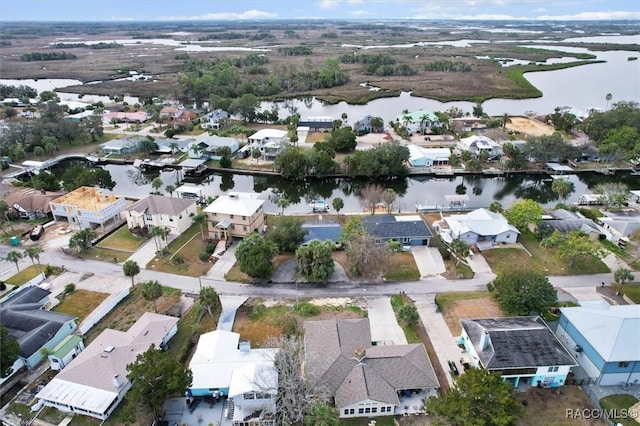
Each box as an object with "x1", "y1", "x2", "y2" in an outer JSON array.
[
  {"x1": 394, "y1": 388, "x2": 437, "y2": 415},
  {"x1": 162, "y1": 396, "x2": 232, "y2": 426}
]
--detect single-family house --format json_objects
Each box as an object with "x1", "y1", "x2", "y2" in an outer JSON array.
[
  {"x1": 450, "y1": 117, "x2": 487, "y2": 132},
  {"x1": 433, "y1": 208, "x2": 519, "y2": 249},
  {"x1": 353, "y1": 115, "x2": 375, "y2": 133},
  {"x1": 102, "y1": 111, "x2": 149, "y2": 125},
  {"x1": 5, "y1": 189, "x2": 65, "y2": 219},
  {"x1": 395, "y1": 109, "x2": 441, "y2": 135},
  {"x1": 203, "y1": 192, "x2": 266, "y2": 241},
  {"x1": 458, "y1": 317, "x2": 577, "y2": 388},
  {"x1": 248, "y1": 129, "x2": 289, "y2": 160},
  {"x1": 159, "y1": 106, "x2": 181, "y2": 120},
  {"x1": 154, "y1": 138, "x2": 190, "y2": 154},
  {"x1": 407, "y1": 144, "x2": 451, "y2": 168},
  {"x1": 99, "y1": 137, "x2": 140, "y2": 155},
  {"x1": 301, "y1": 221, "x2": 342, "y2": 246},
  {"x1": 47, "y1": 335, "x2": 85, "y2": 371},
  {"x1": 541, "y1": 209, "x2": 605, "y2": 239},
  {"x1": 122, "y1": 195, "x2": 197, "y2": 235},
  {"x1": 362, "y1": 215, "x2": 432, "y2": 246},
  {"x1": 36, "y1": 312, "x2": 178, "y2": 421},
  {"x1": 458, "y1": 135, "x2": 502, "y2": 160},
  {"x1": 298, "y1": 116, "x2": 334, "y2": 131},
  {"x1": 50, "y1": 187, "x2": 126, "y2": 231},
  {"x1": 201, "y1": 109, "x2": 229, "y2": 130},
  {"x1": 0, "y1": 286, "x2": 77, "y2": 374},
  {"x1": 304, "y1": 319, "x2": 439, "y2": 418},
  {"x1": 556, "y1": 301, "x2": 640, "y2": 386},
  {"x1": 187, "y1": 134, "x2": 239, "y2": 160},
  {"x1": 188, "y1": 330, "x2": 278, "y2": 426},
  {"x1": 598, "y1": 209, "x2": 640, "y2": 246}
]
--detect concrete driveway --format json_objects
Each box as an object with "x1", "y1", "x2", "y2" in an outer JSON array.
[
  {"x1": 205, "y1": 244, "x2": 237, "y2": 281},
  {"x1": 271, "y1": 258, "x2": 349, "y2": 283},
  {"x1": 466, "y1": 252, "x2": 493, "y2": 275},
  {"x1": 366, "y1": 297, "x2": 407, "y2": 345},
  {"x1": 217, "y1": 295, "x2": 247, "y2": 331},
  {"x1": 411, "y1": 246, "x2": 446, "y2": 277}
]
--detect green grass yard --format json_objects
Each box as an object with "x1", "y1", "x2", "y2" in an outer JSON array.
[
  {"x1": 599, "y1": 394, "x2": 639, "y2": 426},
  {"x1": 53, "y1": 290, "x2": 109, "y2": 322},
  {"x1": 96, "y1": 225, "x2": 147, "y2": 252},
  {"x1": 146, "y1": 224, "x2": 211, "y2": 277},
  {"x1": 4, "y1": 264, "x2": 45, "y2": 285}
]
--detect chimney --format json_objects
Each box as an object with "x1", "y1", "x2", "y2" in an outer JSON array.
[
  {"x1": 113, "y1": 374, "x2": 121, "y2": 387},
  {"x1": 480, "y1": 331, "x2": 490, "y2": 351},
  {"x1": 354, "y1": 347, "x2": 366, "y2": 363}
]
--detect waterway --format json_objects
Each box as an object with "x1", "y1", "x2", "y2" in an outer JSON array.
[{"x1": 46, "y1": 159, "x2": 640, "y2": 215}]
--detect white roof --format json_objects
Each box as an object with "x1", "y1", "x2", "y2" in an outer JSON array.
[
  {"x1": 407, "y1": 144, "x2": 451, "y2": 162},
  {"x1": 228, "y1": 364, "x2": 278, "y2": 398},
  {"x1": 189, "y1": 330, "x2": 278, "y2": 391},
  {"x1": 444, "y1": 208, "x2": 519, "y2": 237},
  {"x1": 560, "y1": 302, "x2": 640, "y2": 362},
  {"x1": 203, "y1": 193, "x2": 265, "y2": 217},
  {"x1": 176, "y1": 184, "x2": 203, "y2": 195},
  {"x1": 36, "y1": 313, "x2": 178, "y2": 415},
  {"x1": 459, "y1": 135, "x2": 499, "y2": 149},
  {"x1": 248, "y1": 129, "x2": 288, "y2": 141}
]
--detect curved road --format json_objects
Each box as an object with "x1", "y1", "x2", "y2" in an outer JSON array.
[{"x1": 0, "y1": 247, "x2": 614, "y2": 298}]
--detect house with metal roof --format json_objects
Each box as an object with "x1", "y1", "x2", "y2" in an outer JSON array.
[
  {"x1": 556, "y1": 301, "x2": 640, "y2": 386},
  {"x1": 203, "y1": 192, "x2": 266, "y2": 241},
  {"x1": 394, "y1": 109, "x2": 441, "y2": 135},
  {"x1": 433, "y1": 208, "x2": 519, "y2": 249},
  {"x1": 47, "y1": 335, "x2": 85, "y2": 371},
  {"x1": 187, "y1": 330, "x2": 278, "y2": 425},
  {"x1": 362, "y1": 215, "x2": 432, "y2": 246},
  {"x1": 99, "y1": 137, "x2": 141, "y2": 155},
  {"x1": 541, "y1": 209, "x2": 605, "y2": 239},
  {"x1": 458, "y1": 316, "x2": 577, "y2": 388},
  {"x1": 36, "y1": 312, "x2": 178, "y2": 420},
  {"x1": 304, "y1": 318, "x2": 439, "y2": 418},
  {"x1": 122, "y1": 195, "x2": 197, "y2": 235},
  {"x1": 458, "y1": 135, "x2": 502, "y2": 160},
  {"x1": 0, "y1": 286, "x2": 77, "y2": 374},
  {"x1": 407, "y1": 144, "x2": 451, "y2": 168}
]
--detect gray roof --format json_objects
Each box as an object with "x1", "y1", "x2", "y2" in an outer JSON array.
[
  {"x1": 126, "y1": 195, "x2": 195, "y2": 216},
  {"x1": 302, "y1": 222, "x2": 342, "y2": 245},
  {"x1": 362, "y1": 215, "x2": 432, "y2": 240},
  {"x1": 304, "y1": 319, "x2": 439, "y2": 409},
  {"x1": 461, "y1": 317, "x2": 577, "y2": 370},
  {"x1": 0, "y1": 286, "x2": 75, "y2": 358}
]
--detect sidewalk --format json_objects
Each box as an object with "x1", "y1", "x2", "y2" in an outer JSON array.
[{"x1": 412, "y1": 294, "x2": 464, "y2": 388}]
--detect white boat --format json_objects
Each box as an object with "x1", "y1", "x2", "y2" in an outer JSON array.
[{"x1": 310, "y1": 199, "x2": 330, "y2": 213}]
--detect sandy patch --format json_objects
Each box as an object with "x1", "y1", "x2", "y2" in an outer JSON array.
[
  {"x1": 442, "y1": 297, "x2": 504, "y2": 336},
  {"x1": 506, "y1": 116, "x2": 556, "y2": 137},
  {"x1": 308, "y1": 297, "x2": 353, "y2": 307}
]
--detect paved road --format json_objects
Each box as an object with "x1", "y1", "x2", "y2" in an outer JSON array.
[{"x1": 0, "y1": 248, "x2": 616, "y2": 299}]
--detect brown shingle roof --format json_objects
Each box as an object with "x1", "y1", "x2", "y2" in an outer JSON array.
[{"x1": 6, "y1": 190, "x2": 65, "y2": 215}]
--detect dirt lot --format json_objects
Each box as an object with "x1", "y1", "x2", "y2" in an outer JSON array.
[
  {"x1": 441, "y1": 297, "x2": 505, "y2": 336},
  {"x1": 519, "y1": 387, "x2": 606, "y2": 426},
  {"x1": 506, "y1": 116, "x2": 556, "y2": 137}
]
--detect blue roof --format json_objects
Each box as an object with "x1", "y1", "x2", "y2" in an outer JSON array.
[{"x1": 302, "y1": 222, "x2": 342, "y2": 245}]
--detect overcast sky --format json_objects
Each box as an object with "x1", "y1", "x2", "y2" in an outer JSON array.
[{"x1": 1, "y1": 0, "x2": 639, "y2": 21}]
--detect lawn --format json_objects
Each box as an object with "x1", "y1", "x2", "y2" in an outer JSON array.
[
  {"x1": 613, "y1": 283, "x2": 640, "y2": 303},
  {"x1": 82, "y1": 285, "x2": 181, "y2": 345},
  {"x1": 146, "y1": 224, "x2": 211, "y2": 277},
  {"x1": 96, "y1": 225, "x2": 147, "y2": 252},
  {"x1": 78, "y1": 247, "x2": 131, "y2": 263},
  {"x1": 167, "y1": 303, "x2": 219, "y2": 364},
  {"x1": 53, "y1": 290, "x2": 109, "y2": 322},
  {"x1": 4, "y1": 264, "x2": 45, "y2": 285},
  {"x1": 340, "y1": 416, "x2": 398, "y2": 426},
  {"x1": 435, "y1": 291, "x2": 504, "y2": 336},
  {"x1": 225, "y1": 263, "x2": 254, "y2": 283},
  {"x1": 483, "y1": 231, "x2": 610, "y2": 276},
  {"x1": 519, "y1": 387, "x2": 607, "y2": 426},
  {"x1": 385, "y1": 252, "x2": 421, "y2": 281},
  {"x1": 390, "y1": 294, "x2": 421, "y2": 344},
  {"x1": 599, "y1": 394, "x2": 639, "y2": 426}
]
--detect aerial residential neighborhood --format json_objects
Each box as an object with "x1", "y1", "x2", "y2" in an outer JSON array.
[{"x1": 1, "y1": 5, "x2": 640, "y2": 426}]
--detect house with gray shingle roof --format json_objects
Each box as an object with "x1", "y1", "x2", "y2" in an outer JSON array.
[
  {"x1": 362, "y1": 215, "x2": 432, "y2": 246},
  {"x1": 458, "y1": 316, "x2": 577, "y2": 388},
  {"x1": 0, "y1": 286, "x2": 77, "y2": 374},
  {"x1": 122, "y1": 194, "x2": 197, "y2": 235},
  {"x1": 304, "y1": 319, "x2": 439, "y2": 418}
]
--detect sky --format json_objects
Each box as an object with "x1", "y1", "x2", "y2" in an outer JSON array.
[{"x1": 1, "y1": 0, "x2": 639, "y2": 22}]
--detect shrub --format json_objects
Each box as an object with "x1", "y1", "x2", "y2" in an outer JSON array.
[
  {"x1": 64, "y1": 283, "x2": 76, "y2": 294},
  {"x1": 205, "y1": 243, "x2": 216, "y2": 255},
  {"x1": 0, "y1": 281, "x2": 6, "y2": 291},
  {"x1": 199, "y1": 251, "x2": 210, "y2": 262},
  {"x1": 170, "y1": 254, "x2": 185, "y2": 265},
  {"x1": 250, "y1": 304, "x2": 267, "y2": 321},
  {"x1": 295, "y1": 302, "x2": 320, "y2": 317}
]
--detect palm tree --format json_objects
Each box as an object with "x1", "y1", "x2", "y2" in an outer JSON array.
[
  {"x1": 370, "y1": 116, "x2": 384, "y2": 133},
  {"x1": 5, "y1": 250, "x2": 23, "y2": 272},
  {"x1": 605, "y1": 93, "x2": 613, "y2": 110},
  {"x1": 402, "y1": 113, "x2": 414, "y2": 130},
  {"x1": 165, "y1": 184, "x2": 176, "y2": 197},
  {"x1": 419, "y1": 113, "x2": 430, "y2": 135},
  {"x1": 168, "y1": 141, "x2": 180, "y2": 154},
  {"x1": 192, "y1": 212, "x2": 207, "y2": 242},
  {"x1": 138, "y1": 137, "x2": 158, "y2": 155},
  {"x1": 614, "y1": 267, "x2": 635, "y2": 295},
  {"x1": 151, "y1": 177, "x2": 163, "y2": 195},
  {"x1": 551, "y1": 178, "x2": 575, "y2": 203},
  {"x1": 304, "y1": 401, "x2": 338, "y2": 426},
  {"x1": 277, "y1": 197, "x2": 290, "y2": 215},
  {"x1": 122, "y1": 260, "x2": 140, "y2": 288},
  {"x1": 332, "y1": 197, "x2": 344, "y2": 216},
  {"x1": 501, "y1": 113, "x2": 512, "y2": 130},
  {"x1": 158, "y1": 227, "x2": 171, "y2": 249},
  {"x1": 148, "y1": 226, "x2": 163, "y2": 252},
  {"x1": 24, "y1": 247, "x2": 43, "y2": 265},
  {"x1": 141, "y1": 280, "x2": 163, "y2": 313},
  {"x1": 198, "y1": 286, "x2": 220, "y2": 318}
]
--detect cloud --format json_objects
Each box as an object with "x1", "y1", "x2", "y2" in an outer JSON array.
[
  {"x1": 168, "y1": 10, "x2": 277, "y2": 20},
  {"x1": 349, "y1": 10, "x2": 370, "y2": 16},
  {"x1": 318, "y1": 0, "x2": 341, "y2": 8},
  {"x1": 347, "y1": 0, "x2": 364, "y2": 3},
  {"x1": 537, "y1": 10, "x2": 640, "y2": 20}
]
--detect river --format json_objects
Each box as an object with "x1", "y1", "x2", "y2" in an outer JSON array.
[{"x1": 47, "y1": 159, "x2": 640, "y2": 215}]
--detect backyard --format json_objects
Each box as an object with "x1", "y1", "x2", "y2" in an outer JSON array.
[
  {"x1": 483, "y1": 231, "x2": 610, "y2": 276},
  {"x1": 146, "y1": 224, "x2": 211, "y2": 277},
  {"x1": 519, "y1": 387, "x2": 607, "y2": 426},
  {"x1": 53, "y1": 290, "x2": 109, "y2": 322},
  {"x1": 435, "y1": 291, "x2": 505, "y2": 335},
  {"x1": 599, "y1": 394, "x2": 639, "y2": 426}
]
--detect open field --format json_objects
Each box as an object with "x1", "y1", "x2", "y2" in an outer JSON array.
[
  {"x1": 506, "y1": 116, "x2": 556, "y2": 137},
  {"x1": 435, "y1": 291, "x2": 504, "y2": 336},
  {"x1": 599, "y1": 394, "x2": 639, "y2": 426}
]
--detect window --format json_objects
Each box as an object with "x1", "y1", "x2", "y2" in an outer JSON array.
[
  {"x1": 243, "y1": 226, "x2": 247, "y2": 231},
  {"x1": 145, "y1": 213, "x2": 153, "y2": 221},
  {"x1": 242, "y1": 216, "x2": 247, "y2": 220},
  {"x1": 169, "y1": 217, "x2": 173, "y2": 222},
  {"x1": 618, "y1": 361, "x2": 630, "y2": 368},
  {"x1": 372, "y1": 408, "x2": 377, "y2": 413},
  {"x1": 547, "y1": 366, "x2": 559, "y2": 373},
  {"x1": 365, "y1": 408, "x2": 371, "y2": 414},
  {"x1": 349, "y1": 409, "x2": 355, "y2": 415},
  {"x1": 230, "y1": 214, "x2": 235, "y2": 219},
  {"x1": 402, "y1": 237, "x2": 411, "y2": 244},
  {"x1": 344, "y1": 409, "x2": 349, "y2": 416},
  {"x1": 358, "y1": 408, "x2": 364, "y2": 414}
]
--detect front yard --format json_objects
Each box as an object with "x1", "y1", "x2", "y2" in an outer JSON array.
[
  {"x1": 146, "y1": 224, "x2": 212, "y2": 277},
  {"x1": 519, "y1": 387, "x2": 607, "y2": 426},
  {"x1": 612, "y1": 283, "x2": 640, "y2": 303},
  {"x1": 53, "y1": 290, "x2": 109, "y2": 322},
  {"x1": 4, "y1": 264, "x2": 45, "y2": 286},
  {"x1": 95, "y1": 225, "x2": 147, "y2": 252},
  {"x1": 435, "y1": 291, "x2": 505, "y2": 336},
  {"x1": 483, "y1": 231, "x2": 610, "y2": 276}
]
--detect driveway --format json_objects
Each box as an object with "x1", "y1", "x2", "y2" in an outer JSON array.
[
  {"x1": 217, "y1": 295, "x2": 248, "y2": 331},
  {"x1": 466, "y1": 252, "x2": 493, "y2": 275},
  {"x1": 366, "y1": 297, "x2": 407, "y2": 345},
  {"x1": 205, "y1": 244, "x2": 237, "y2": 281},
  {"x1": 271, "y1": 258, "x2": 349, "y2": 283},
  {"x1": 411, "y1": 246, "x2": 446, "y2": 278},
  {"x1": 412, "y1": 294, "x2": 465, "y2": 387},
  {"x1": 125, "y1": 234, "x2": 180, "y2": 268}
]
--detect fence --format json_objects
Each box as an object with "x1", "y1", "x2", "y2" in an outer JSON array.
[{"x1": 78, "y1": 286, "x2": 130, "y2": 335}]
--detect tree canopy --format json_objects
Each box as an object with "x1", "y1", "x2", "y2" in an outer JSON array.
[
  {"x1": 489, "y1": 269, "x2": 557, "y2": 315},
  {"x1": 198, "y1": 286, "x2": 220, "y2": 318},
  {"x1": 295, "y1": 240, "x2": 335, "y2": 284},
  {"x1": 427, "y1": 367, "x2": 523, "y2": 426},
  {"x1": 68, "y1": 228, "x2": 97, "y2": 253},
  {"x1": 1, "y1": 326, "x2": 20, "y2": 378},
  {"x1": 504, "y1": 199, "x2": 544, "y2": 230},
  {"x1": 235, "y1": 233, "x2": 278, "y2": 279},
  {"x1": 266, "y1": 216, "x2": 307, "y2": 252}
]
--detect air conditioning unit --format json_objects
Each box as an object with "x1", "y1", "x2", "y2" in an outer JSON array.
[{"x1": 575, "y1": 345, "x2": 583, "y2": 353}]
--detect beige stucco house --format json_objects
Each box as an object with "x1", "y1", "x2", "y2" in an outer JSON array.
[
  {"x1": 122, "y1": 195, "x2": 197, "y2": 235},
  {"x1": 203, "y1": 192, "x2": 266, "y2": 241}
]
